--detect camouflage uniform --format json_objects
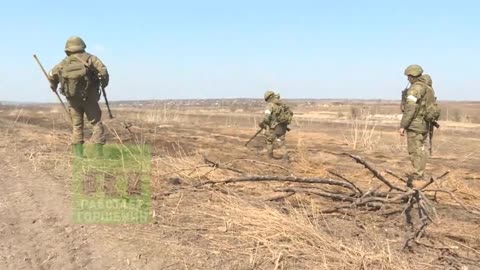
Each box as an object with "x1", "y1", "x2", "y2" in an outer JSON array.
[
  {"x1": 261, "y1": 91, "x2": 288, "y2": 159},
  {"x1": 48, "y1": 36, "x2": 109, "y2": 156},
  {"x1": 400, "y1": 65, "x2": 429, "y2": 180}
]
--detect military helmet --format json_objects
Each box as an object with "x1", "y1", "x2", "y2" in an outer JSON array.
[
  {"x1": 422, "y1": 74, "x2": 433, "y2": 87},
  {"x1": 65, "y1": 36, "x2": 86, "y2": 53},
  {"x1": 404, "y1": 64, "x2": 423, "y2": 77},
  {"x1": 264, "y1": 90, "x2": 275, "y2": 101}
]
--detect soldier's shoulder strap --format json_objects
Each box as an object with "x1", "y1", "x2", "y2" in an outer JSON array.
[
  {"x1": 71, "y1": 53, "x2": 92, "y2": 66},
  {"x1": 71, "y1": 53, "x2": 99, "y2": 77}
]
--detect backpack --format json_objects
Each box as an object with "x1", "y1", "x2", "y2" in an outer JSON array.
[
  {"x1": 272, "y1": 102, "x2": 294, "y2": 124},
  {"x1": 60, "y1": 55, "x2": 95, "y2": 99},
  {"x1": 423, "y1": 86, "x2": 441, "y2": 122},
  {"x1": 424, "y1": 98, "x2": 441, "y2": 122}
]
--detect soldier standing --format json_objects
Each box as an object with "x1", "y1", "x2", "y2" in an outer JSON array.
[
  {"x1": 48, "y1": 36, "x2": 109, "y2": 157},
  {"x1": 399, "y1": 65, "x2": 429, "y2": 181},
  {"x1": 259, "y1": 90, "x2": 293, "y2": 161}
]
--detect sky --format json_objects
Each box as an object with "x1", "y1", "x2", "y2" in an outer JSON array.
[{"x1": 0, "y1": 0, "x2": 479, "y2": 102}]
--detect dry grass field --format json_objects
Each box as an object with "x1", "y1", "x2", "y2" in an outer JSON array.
[{"x1": 1, "y1": 99, "x2": 479, "y2": 269}]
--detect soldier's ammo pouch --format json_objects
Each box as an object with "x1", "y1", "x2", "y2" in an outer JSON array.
[{"x1": 60, "y1": 55, "x2": 93, "y2": 100}]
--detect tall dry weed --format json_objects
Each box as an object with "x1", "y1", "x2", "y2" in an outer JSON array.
[
  {"x1": 199, "y1": 193, "x2": 411, "y2": 269},
  {"x1": 344, "y1": 114, "x2": 379, "y2": 151}
]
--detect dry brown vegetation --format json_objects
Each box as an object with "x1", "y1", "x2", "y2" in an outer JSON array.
[{"x1": 1, "y1": 99, "x2": 479, "y2": 269}]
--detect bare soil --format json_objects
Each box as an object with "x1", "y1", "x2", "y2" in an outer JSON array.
[{"x1": 1, "y1": 101, "x2": 479, "y2": 269}]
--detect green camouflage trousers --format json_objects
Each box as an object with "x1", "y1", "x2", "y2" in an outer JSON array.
[
  {"x1": 68, "y1": 96, "x2": 105, "y2": 145},
  {"x1": 407, "y1": 131, "x2": 427, "y2": 178},
  {"x1": 265, "y1": 123, "x2": 287, "y2": 158}
]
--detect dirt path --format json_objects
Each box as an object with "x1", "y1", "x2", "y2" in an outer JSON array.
[
  {"x1": 0, "y1": 147, "x2": 121, "y2": 269},
  {"x1": 0, "y1": 120, "x2": 237, "y2": 270},
  {"x1": 0, "y1": 137, "x2": 186, "y2": 269}
]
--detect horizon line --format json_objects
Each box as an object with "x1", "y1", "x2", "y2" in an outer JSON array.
[{"x1": 2, "y1": 98, "x2": 480, "y2": 105}]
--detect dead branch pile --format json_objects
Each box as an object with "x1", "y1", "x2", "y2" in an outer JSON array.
[
  {"x1": 157, "y1": 152, "x2": 480, "y2": 268},
  {"x1": 194, "y1": 153, "x2": 461, "y2": 250}
]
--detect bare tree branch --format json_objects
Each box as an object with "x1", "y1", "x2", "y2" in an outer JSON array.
[
  {"x1": 196, "y1": 175, "x2": 361, "y2": 195},
  {"x1": 385, "y1": 169, "x2": 407, "y2": 184},
  {"x1": 342, "y1": 153, "x2": 406, "y2": 192},
  {"x1": 327, "y1": 169, "x2": 363, "y2": 196},
  {"x1": 203, "y1": 155, "x2": 246, "y2": 175}
]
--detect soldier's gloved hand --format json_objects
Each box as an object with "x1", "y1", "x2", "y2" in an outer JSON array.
[
  {"x1": 258, "y1": 122, "x2": 266, "y2": 129},
  {"x1": 49, "y1": 83, "x2": 58, "y2": 92},
  {"x1": 99, "y1": 76, "x2": 108, "y2": 88}
]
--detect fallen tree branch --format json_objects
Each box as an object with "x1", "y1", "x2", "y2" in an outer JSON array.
[
  {"x1": 343, "y1": 153, "x2": 406, "y2": 192},
  {"x1": 417, "y1": 170, "x2": 451, "y2": 191},
  {"x1": 203, "y1": 155, "x2": 246, "y2": 175},
  {"x1": 327, "y1": 169, "x2": 363, "y2": 196},
  {"x1": 385, "y1": 169, "x2": 407, "y2": 184},
  {"x1": 196, "y1": 175, "x2": 361, "y2": 195},
  {"x1": 274, "y1": 187, "x2": 355, "y2": 202}
]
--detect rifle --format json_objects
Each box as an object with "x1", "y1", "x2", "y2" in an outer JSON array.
[
  {"x1": 72, "y1": 55, "x2": 114, "y2": 119},
  {"x1": 245, "y1": 128, "x2": 263, "y2": 146},
  {"x1": 400, "y1": 82, "x2": 410, "y2": 112},
  {"x1": 99, "y1": 76, "x2": 114, "y2": 119},
  {"x1": 428, "y1": 121, "x2": 440, "y2": 156},
  {"x1": 33, "y1": 54, "x2": 72, "y2": 122},
  {"x1": 244, "y1": 125, "x2": 292, "y2": 147}
]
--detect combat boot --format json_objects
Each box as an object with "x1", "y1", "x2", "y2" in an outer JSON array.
[
  {"x1": 279, "y1": 143, "x2": 288, "y2": 163},
  {"x1": 406, "y1": 173, "x2": 425, "y2": 188},
  {"x1": 73, "y1": 144, "x2": 84, "y2": 158},
  {"x1": 266, "y1": 144, "x2": 274, "y2": 159},
  {"x1": 407, "y1": 172, "x2": 425, "y2": 181},
  {"x1": 94, "y1": 144, "x2": 104, "y2": 158}
]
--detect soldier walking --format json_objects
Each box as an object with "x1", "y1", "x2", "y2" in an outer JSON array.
[
  {"x1": 259, "y1": 90, "x2": 293, "y2": 161},
  {"x1": 48, "y1": 36, "x2": 109, "y2": 157}
]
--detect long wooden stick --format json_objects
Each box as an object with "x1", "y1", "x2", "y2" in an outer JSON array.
[{"x1": 33, "y1": 54, "x2": 72, "y2": 122}]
